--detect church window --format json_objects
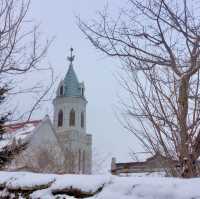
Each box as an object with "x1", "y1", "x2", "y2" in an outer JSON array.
[
  {"x1": 78, "y1": 149, "x2": 81, "y2": 173},
  {"x1": 69, "y1": 109, "x2": 75, "y2": 126},
  {"x1": 60, "y1": 85, "x2": 64, "y2": 96},
  {"x1": 82, "y1": 150, "x2": 85, "y2": 173},
  {"x1": 58, "y1": 110, "x2": 63, "y2": 127},
  {"x1": 81, "y1": 88, "x2": 84, "y2": 96},
  {"x1": 81, "y1": 112, "x2": 84, "y2": 128}
]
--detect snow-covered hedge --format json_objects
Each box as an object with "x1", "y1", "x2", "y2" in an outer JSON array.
[{"x1": 0, "y1": 171, "x2": 199, "y2": 199}]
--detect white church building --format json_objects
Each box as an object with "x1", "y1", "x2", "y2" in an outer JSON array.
[{"x1": 0, "y1": 49, "x2": 92, "y2": 174}]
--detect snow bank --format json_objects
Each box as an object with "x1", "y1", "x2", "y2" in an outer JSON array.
[
  {"x1": 0, "y1": 171, "x2": 200, "y2": 199},
  {"x1": 51, "y1": 174, "x2": 110, "y2": 193},
  {"x1": 96, "y1": 176, "x2": 200, "y2": 199},
  {"x1": 6, "y1": 172, "x2": 55, "y2": 191}
]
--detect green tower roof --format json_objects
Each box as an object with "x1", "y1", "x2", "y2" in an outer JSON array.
[{"x1": 63, "y1": 48, "x2": 84, "y2": 98}]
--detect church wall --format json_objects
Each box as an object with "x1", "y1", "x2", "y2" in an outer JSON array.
[
  {"x1": 53, "y1": 96, "x2": 87, "y2": 134},
  {"x1": 84, "y1": 135, "x2": 92, "y2": 174},
  {"x1": 7, "y1": 118, "x2": 67, "y2": 173},
  {"x1": 55, "y1": 130, "x2": 92, "y2": 174}
]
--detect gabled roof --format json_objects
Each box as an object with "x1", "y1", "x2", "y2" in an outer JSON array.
[
  {"x1": 1, "y1": 116, "x2": 69, "y2": 173},
  {"x1": 4, "y1": 120, "x2": 41, "y2": 134}
]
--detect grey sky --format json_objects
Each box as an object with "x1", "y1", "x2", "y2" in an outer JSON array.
[{"x1": 27, "y1": 0, "x2": 141, "y2": 165}]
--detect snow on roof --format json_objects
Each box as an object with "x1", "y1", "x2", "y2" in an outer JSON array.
[
  {"x1": 0, "y1": 120, "x2": 41, "y2": 151},
  {"x1": 4, "y1": 120, "x2": 41, "y2": 133}
]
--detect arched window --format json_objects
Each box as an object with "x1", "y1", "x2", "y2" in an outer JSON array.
[
  {"x1": 82, "y1": 150, "x2": 85, "y2": 173},
  {"x1": 81, "y1": 112, "x2": 84, "y2": 128},
  {"x1": 60, "y1": 85, "x2": 64, "y2": 96},
  {"x1": 69, "y1": 109, "x2": 75, "y2": 126},
  {"x1": 58, "y1": 110, "x2": 63, "y2": 127}
]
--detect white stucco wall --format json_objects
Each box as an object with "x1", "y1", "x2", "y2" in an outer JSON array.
[
  {"x1": 53, "y1": 96, "x2": 87, "y2": 134},
  {"x1": 7, "y1": 118, "x2": 68, "y2": 173},
  {"x1": 53, "y1": 92, "x2": 92, "y2": 174}
]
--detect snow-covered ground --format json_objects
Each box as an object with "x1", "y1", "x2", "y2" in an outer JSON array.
[{"x1": 0, "y1": 171, "x2": 199, "y2": 199}]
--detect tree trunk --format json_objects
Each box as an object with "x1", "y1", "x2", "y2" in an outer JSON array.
[{"x1": 178, "y1": 76, "x2": 196, "y2": 177}]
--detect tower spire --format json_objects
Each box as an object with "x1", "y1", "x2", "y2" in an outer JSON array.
[{"x1": 67, "y1": 47, "x2": 75, "y2": 65}]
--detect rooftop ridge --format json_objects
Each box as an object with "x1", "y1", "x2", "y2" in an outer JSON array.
[{"x1": 4, "y1": 120, "x2": 42, "y2": 129}]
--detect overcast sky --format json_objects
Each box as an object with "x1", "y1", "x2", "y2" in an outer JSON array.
[{"x1": 27, "y1": 0, "x2": 142, "y2": 168}]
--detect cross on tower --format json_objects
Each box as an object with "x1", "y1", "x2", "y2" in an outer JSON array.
[{"x1": 67, "y1": 47, "x2": 75, "y2": 64}]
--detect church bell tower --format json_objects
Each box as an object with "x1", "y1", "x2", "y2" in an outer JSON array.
[{"x1": 53, "y1": 48, "x2": 92, "y2": 174}]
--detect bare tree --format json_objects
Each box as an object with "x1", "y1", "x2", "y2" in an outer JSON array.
[
  {"x1": 0, "y1": 0, "x2": 53, "y2": 120},
  {"x1": 79, "y1": 0, "x2": 200, "y2": 177},
  {"x1": 0, "y1": 0, "x2": 53, "y2": 167}
]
